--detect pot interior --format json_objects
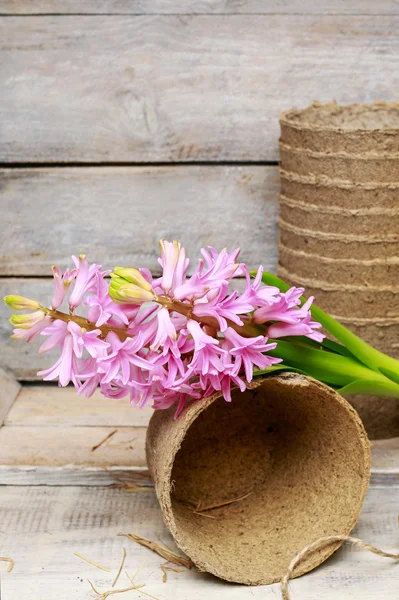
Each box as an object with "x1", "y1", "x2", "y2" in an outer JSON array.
[{"x1": 169, "y1": 377, "x2": 369, "y2": 584}]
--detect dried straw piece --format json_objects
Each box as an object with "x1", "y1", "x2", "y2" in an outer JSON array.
[
  {"x1": 74, "y1": 552, "x2": 111, "y2": 572},
  {"x1": 195, "y1": 491, "x2": 253, "y2": 513},
  {"x1": 160, "y1": 563, "x2": 184, "y2": 583},
  {"x1": 112, "y1": 547, "x2": 126, "y2": 588},
  {"x1": 192, "y1": 511, "x2": 217, "y2": 520},
  {"x1": 88, "y1": 578, "x2": 146, "y2": 599},
  {"x1": 118, "y1": 533, "x2": 193, "y2": 569},
  {"x1": 91, "y1": 429, "x2": 118, "y2": 452},
  {"x1": 125, "y1": 572, "x2": 160, "y2": 600},
  {"x1": 0, "y1": 557, "x2": 14, "y2": 572},
  {"x1": 281, "y1": 534, "x2": 399, "y2": 600}
]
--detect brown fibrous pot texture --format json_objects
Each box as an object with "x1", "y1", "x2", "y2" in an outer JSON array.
[
  {"x1": 278, "y1": 101, "x2": 399, "y2": 440},
  {"x1": 279, "y1": 244, "x2": 399, "y2": 287},
  {"x1": 280, "y1": 101, "x2": 399, "y2": 153},
  {"x1": 146, "y1": 374, "x2": 370, "y2": 585}
]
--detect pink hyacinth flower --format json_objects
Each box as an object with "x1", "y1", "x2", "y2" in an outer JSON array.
[
  {"x1": 51, "y1": 266, "x2": 77, "y2": 310},
  {"x1": 68, "y1": 321, "x2": 109, "y2": 358},
  {"x1": 186, "y1": 319, "x2": 225, "y2": 376},
  {"x1": 98, "y1": 331, "x2": 150, "y2": 385},
  {"x1": 86, "y1": 271, "x2": 132, "y2": 327},
  {"x1": 158, "y1": 240, "x2": 189, "y2": 296},
  {"x1": 69, "y1": 255, "x2": 105, "y2": 311},
  {"x1": 223, "y1": 327, "x2": 280, "y2": 382},
  {"x1": 150, "y1": 307, "x2": 179, "y2": 357},
  {"x1": 174, "y1": 247, "x2": 239, "y2": 301},
  {"x1": 12, "y1": 315, "x2": 53, "y2": 342},
  {"x1": 268, "y1": 311, "x2": 324, "y2": 343},
  {"x1": 39, "y1": 319, "x2": 68, "y2": 354},
  {"x1": 38, "y1": 334, "x2": 77, "y2": 387}
]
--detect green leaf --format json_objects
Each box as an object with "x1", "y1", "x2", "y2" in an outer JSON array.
[
  {"x1": 253, "y1": 364, "x2": 307, "y2": 377},
  {"x1": 268, "y1": 339, "x2": 393, "y2": 388},
  {"x1": 337, "y1": 378, "x2": 399, "y2": 399},
  {"x1": 378, "y1": 366, "x2": 399, "y2": 386},
  {"x1": 320, "y1": 338, "x2": 355, "y2": 358}
]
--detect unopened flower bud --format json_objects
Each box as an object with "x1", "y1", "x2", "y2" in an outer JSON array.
[
  {"x1": 113, "y1": 267, "x2": 153, "y2": 292},
  {"x1": 109, "y1": 276, "x2": 155, "y2": 305},
  {"x1": 9, "y1": 310, "x2": 46, "y2": 329},
  {"x1": 4, "y1": 295, "x2": 43, "y2": 311}
]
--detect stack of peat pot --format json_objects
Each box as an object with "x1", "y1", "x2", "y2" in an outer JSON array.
[{"x1": 279, "y1": 102, "x2": 399, "y2": 439}]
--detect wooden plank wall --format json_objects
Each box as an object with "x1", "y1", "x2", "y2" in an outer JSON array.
[
  {"x1": 1, "y1": 10, "x2": 399, "y2": 599},
  {"x1": 1, "y1": 2, "x2": 399, "y2": 383}
]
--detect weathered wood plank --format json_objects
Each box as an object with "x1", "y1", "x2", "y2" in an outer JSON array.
[
  {"x1": 0, "y1": 166, "x2": 279, "y2": 276},
  {"x1": 0, "y1": 464, "x2": 152, "y2": 485},
  {"x1": 0, "y1": 380, "x2": 398, "y2": 485},
  {"x1": 0, "y1": 425, "x2": 147, "y2": 467},
  {"x1": 7, "y1": 387, "x2": 399, "y2": 473},
  {"x1": 0, "y1": 0, "x2": 399, "y2": 15},
  {"x1": 1, "y1": 1, "x2": 399, "y2": 15},
  {"x1": 371, "y1": 437, "x2": 399, "y2": 474},
  {"x1": 5, "y1": 385, "x2": 152, "y2": 427},
  {"x1": 0, "y1": 367, "x2": 20, "y2": 427},
  {"x1": 0, "y1": 484, "x2": 398, "y2": 599},
  {"x1": 2, "y1": 16, "x2": 399, "y2": 162}
]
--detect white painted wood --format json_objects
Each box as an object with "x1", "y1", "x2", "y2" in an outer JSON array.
[
  {"x1": 0, "y1": 379, "x2": 397, "y2": 485},
  {"x1": 5, "y1": 385, "x2": 152, "y2": 427},
  {"x1": 0, "y1": 464, "x2": 152, "y2": 486},
  {"x1": 2, "y1": 16, "x2": 399, "y2": 162},
  {"x1": 371, "y1": 437, "x2": 399, "y2": 474},
  {"x1": 0, "y1": 425, "x2": 147, "y2": 467},
  {"x1": 0, "y1": 465, "x2": 396, "y2": 487},
  {"x1": 1, "y1": 1, "x2": 399, "y2": 15},
  {"x1": 0, "y1": 367, "x2": 20, "y2": 426},
  {"x1": 0, "y1": 166, "x2": 279, "y2": 276},
  {"x1": 0, "y1": 483, "x2": 397, "y2": 599}
]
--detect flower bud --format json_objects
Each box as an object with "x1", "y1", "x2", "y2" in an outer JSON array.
[
  {"x1": 4, "y1": 295, "x2": 42, "y2": 311},
  {"x1": 9, "y1": 310, "x2": 46, "y2": 329},
  {"x1": 109, "y1": 276, "x2": 155, "y2": 305},
  {"x1": 113, "y1": 267, "x2": 153, "y2": 292}
]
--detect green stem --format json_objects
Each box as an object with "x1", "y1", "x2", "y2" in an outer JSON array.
[
  {"x1": 269, "y1": 339, "x2": 399, "y2": 399},
  {"x1": 47, "y1": 294, "x2": 262, "y2": 342}
]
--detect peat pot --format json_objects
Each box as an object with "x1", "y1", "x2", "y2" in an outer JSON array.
[{"x1": 146, "y1": 374, "x2": 370, "y2": 585}]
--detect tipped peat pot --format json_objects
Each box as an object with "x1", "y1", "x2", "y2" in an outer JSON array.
[
  {"x1": 146, "y1": 374, "x2": 370, "y2": 585},
  {"x1": 279, "y1": 102, "x2": 399, "y2": 438}
]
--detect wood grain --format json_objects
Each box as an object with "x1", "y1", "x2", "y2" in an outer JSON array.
[
  {"x1": 0, "y1": 483, "x2": 398, "y2": 599},
  {"x1": 2, "y1": 1, "x2": 399, "y2": 15},
  {"x1": 0, "y1": 367, "x2": 20, "y2": 426},
  {"x1": 0, "y1": 425, "x2": 147, "y2": 466},
  {"x1": 0, "y1": 166, "x2": 279, "y2": 276},
  {"x1": 0, "y1": 383, "x2": 398, "y2": 486},
  {"x1": 2, "y1": 16, "x2": 399, "y2": 162},
  {"x1": 5, "y1": 385, "x2": 152, "y2": 427},
  {"x1": 0, "y1": 464, "x2": 152, "y2": 485}
]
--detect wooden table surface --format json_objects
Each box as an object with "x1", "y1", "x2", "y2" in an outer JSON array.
[
  {"x1": 1, "y1": 2, "x2": 399, "y2": 598},
  {"x1": 0, "y1": 370, "x2": 398, "y2": 600}
]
